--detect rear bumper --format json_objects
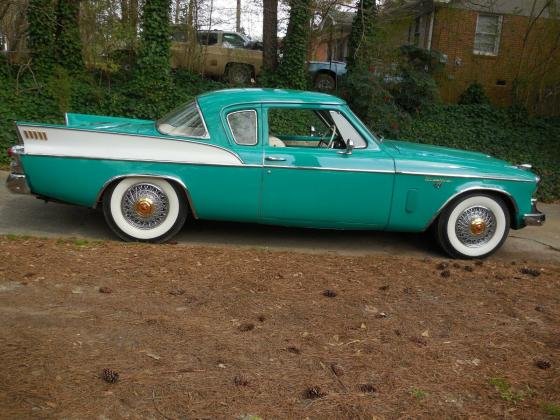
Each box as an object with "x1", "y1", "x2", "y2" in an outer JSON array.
[
  {"x1": 523, "y1": 199, "x2": 545, "y2": 226},
  {"x1": 6, "y1": 173, "x2": 30, "y2": 194}
]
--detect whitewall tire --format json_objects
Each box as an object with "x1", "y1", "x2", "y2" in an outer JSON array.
[
  {"x1": 103, "y1": 177, "x2": 187, "y2": 243},
  {"x1": 436, "y1": 193, "x2": 510, "y2": 259}
]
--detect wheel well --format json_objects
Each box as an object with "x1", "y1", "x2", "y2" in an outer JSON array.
[
  {"x1": 95, "y1": 176, "x2": 196, "y2": 218},
  {"x1": 225, "y1": 62, "x2": 255, "y2": 76},
  {"x1": 430, "y1": 189, "x2": 517, "y2": 230},
  {"x1": 314, "y1": 69, "x2": 336, "y2": 81}
]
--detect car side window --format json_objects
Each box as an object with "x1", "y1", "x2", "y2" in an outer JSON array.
[
  {"x1": 227, "y1": 110, "x2": 258, "y2": 145},
  {"x1": 328, "y1": 110, "x2": 367, "y2": 148},
  {"x1": 267, "y1": 107, "x2": 365, "y2": 149},
  {"x1": 198, "y1": 32, "x2": 218, "y2": 46},
  {"x1": 222, "y1": 33, "x2": 245, "y2": 48}
]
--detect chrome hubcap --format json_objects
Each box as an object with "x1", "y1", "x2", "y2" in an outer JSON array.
[
  {"x1": 455, "y1": 206, "x2": 496, "y2": 247},
  {"x1": 121, "y1": 183, "x2": 169, "y2": 230}
]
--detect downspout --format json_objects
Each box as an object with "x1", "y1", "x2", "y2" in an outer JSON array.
[{"x1": 427, "y1": 9, "x2": 435, "y2": 50}]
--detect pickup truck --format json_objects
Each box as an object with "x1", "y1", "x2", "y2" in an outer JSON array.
[{"x1": 171, "y1": 28, "x2": 263, "y2": 84}]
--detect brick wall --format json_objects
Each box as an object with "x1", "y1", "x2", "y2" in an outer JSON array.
[{"x1": 431, "y1": 7, "x2": 560, "y2": 113}]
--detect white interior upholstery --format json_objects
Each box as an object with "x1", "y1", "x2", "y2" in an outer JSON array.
[{"x1": 269, "y1": 135, "x2": 286, "y2": 147}]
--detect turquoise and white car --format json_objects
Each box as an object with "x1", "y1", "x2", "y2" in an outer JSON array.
[{"x1": 7, "y1": 88, "x2": 544, "y2": 258}]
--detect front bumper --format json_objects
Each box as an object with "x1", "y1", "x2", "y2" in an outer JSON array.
[
  {"x1": 523, "y1": 199, "x2": 545, "y2": 226},
  {"x1": 6, "y1": 173, "x2": 31, "y2": 194}
]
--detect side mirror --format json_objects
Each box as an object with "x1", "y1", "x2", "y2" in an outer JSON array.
[
  {"x1": 345, "y1": 139, "x2": 354, "y2": 155},
  {"x1": 309, "y1": 125, "x2": 316, "y2": 137}
]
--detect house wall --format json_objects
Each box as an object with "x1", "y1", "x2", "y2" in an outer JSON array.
[{"x1": 431, "y1": 6, "x2": 560, "y2": 113}]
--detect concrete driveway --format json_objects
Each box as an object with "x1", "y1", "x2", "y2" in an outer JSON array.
[{"x1": 1, "y1": 171, "x2": 559, "y2": 261}]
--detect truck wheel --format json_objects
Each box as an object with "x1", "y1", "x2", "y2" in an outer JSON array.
[
  {"x1": 103, "y1": 177, "x2": 187, "y2": 243},
  {"x1": 314, "y1": 73, "x2": 336, "y2": 91},
  {"x1": 226, "y1": 63, "x2": 252, "y2": 85},
  {"x1": 436, "y1": 193, "x2": 510, "y2": 259}
]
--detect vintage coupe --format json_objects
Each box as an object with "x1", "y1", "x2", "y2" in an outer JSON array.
[{"x1": 7, "y1": 88, "x2": 544, "y2": 258}]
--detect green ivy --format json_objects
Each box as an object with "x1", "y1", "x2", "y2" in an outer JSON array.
[
  {"x1": 27, "y1": 0, "x2": 57, "y2": 74},
  {"x1": 275, "y1": 0, "x2": 312, "y2": 90},
  {"x1": 399, "y1": 104, "x2": 560, "y2": 202},
  {"x1": 134, "y1": 0, "x2": 172, "y2": 92},
  {"x1": 55, "y1": 0, "x2": 84, "y2": 73},
  {"x1": 346, "y1": 0, "x2": 377, "y2": 73}
]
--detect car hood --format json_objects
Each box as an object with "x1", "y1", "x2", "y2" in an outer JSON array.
[
  {"x1": 65, "y1": 113, "x2": 159, "y2": 136},
  {"x1": 383, "y1": 139, "x2": 538, "y2": 182}
]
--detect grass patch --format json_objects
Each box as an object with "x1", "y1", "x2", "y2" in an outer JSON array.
[
  {"x1": 543, "y1": 403, "x2": 560, "y2": 417},
  {"x1": 5, "y1": 234, "x2": 31, "y2": 241},
  {"x1": 410, "y1": 387, "x2": 427, "y2": 399},
  {"x1": 489, "y1": 377, "x2": 525, "y2": 403}
]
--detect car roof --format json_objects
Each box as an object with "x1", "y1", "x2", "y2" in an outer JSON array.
[{"x1": 196, "y1": 88, "x2": 346, "y2": 111}]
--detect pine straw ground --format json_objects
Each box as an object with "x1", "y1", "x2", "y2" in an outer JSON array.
[{"x1": 0, "y1": 236, "x2": 559, "y2": 419}]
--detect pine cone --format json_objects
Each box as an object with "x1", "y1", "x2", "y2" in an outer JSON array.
[{"x1": 101, "y1": 368, "x2": 119, "y2": 383}]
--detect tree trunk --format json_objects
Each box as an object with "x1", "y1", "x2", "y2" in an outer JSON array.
[
  {"x1": 262, "y1": 0, "x2": 278, "y2": 71},
  {"x1": 276, "y1": 0, "x2": 311, "y2": 89},
  {"x1": 55, "y1": 0, "x2": 84, "y2": 72},
  {"x1": 236, "y1": 0, "x2": 241, "y2": 32}
]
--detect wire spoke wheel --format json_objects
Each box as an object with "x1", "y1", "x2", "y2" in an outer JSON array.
[
  {"x1": 103, "y1": 177, "x2": 187, "y2": 243},
  {"x1": 121, "y1": 183, "x2": 170, "y2": 230},
  {"x1": 436, "y1": 193, "x2": 510, "y2": 259},
  {"x1": 454, "y1": 206, "x2": 497, "y2": 247}
]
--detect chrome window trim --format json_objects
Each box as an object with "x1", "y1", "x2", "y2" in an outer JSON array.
[{"x1": 226, "y1": 109, "x2": 258, "y2": 146}]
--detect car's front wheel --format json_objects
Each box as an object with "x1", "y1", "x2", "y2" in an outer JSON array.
[
  {"x1": 103, "y1": 177, "x2": 187, "y2": 243},
  {"x1": 226, "y1": 63, "x2": 252, "y2": 85},
  {"x1": 436, "y1": 193, "x2": 510, "y2": 259}
]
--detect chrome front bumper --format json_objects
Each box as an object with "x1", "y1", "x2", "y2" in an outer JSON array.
[
  {"x1": 523, "y1": 199, "x2": 545, "y2": 226},
  {"x1": 6, "y1": 173, "x2": 30, "y2": 194}
]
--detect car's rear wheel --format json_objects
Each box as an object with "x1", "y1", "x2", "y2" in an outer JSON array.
[
  {"x1": 103, "y1": 177, "x2": 187, "y2": 243},
  {"x1": 226, "y1": 63, "x2": 252, "y2": 85},
  {"x1": 314, "y1": 73, "x2": 336, "y2": 91},
  {"x1": 436, "y1": 193, "x2": 510, "y2": 259}
]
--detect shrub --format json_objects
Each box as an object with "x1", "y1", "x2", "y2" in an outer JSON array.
[
  {"x1": 399, "y1": 104, "x2": 560, "y2": 201},
  {"x1": 459, "y1": 82, "x2": 490, "y2": 105},
  {"x1": 341, "y1": 67, "x2": 409, "y2": 137}
]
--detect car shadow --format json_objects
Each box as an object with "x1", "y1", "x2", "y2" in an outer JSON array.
[
  {"x1": 0, "y1": 194, "x2": 443, "y2": 257},
  {"x1": 177, "y1": 218, "x2": 443, "y2": 257}
]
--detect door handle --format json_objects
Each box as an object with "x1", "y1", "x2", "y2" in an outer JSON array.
[{"x1": 265, "y1": 156, "x2": 286, "y2": 161}]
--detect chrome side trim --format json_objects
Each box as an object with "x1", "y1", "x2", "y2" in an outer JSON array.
[
  {"x1": 23, "y1": 153, "x2": 395, "y2": 174},
  {"x1": 6, "y1": 173, "x2": 31, "y2": 194},
  {"x1": 264, "y1": 164, "x2": 394, "y2": 174},
  {"x1": 423, "y1": 186, "x2": 519, "y2": 230},
  {"x1": 397, "y1": 170, "x2": 534, "y2": 183},
  {"x1": 23, "y1": 153, "x2": 253, "y2": 168},
  {"x1": 94, "y1": 174, "x2": 198, "y2": 218}
]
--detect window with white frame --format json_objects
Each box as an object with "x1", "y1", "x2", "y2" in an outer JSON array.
[{"x1": 474, "y1": 14, "x2": 502, "y2": 56}]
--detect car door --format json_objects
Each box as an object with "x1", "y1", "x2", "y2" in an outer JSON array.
[{"x1": 261, "y1": 104, "x2": 395, "y2": 229}]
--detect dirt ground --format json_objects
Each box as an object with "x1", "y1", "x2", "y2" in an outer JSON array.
[{"x1": 0, "y1": 236, "x2": 559, "y2": 419}]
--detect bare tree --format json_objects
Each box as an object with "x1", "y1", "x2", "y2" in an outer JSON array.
[{"x1": 263, "y1": 0, "x2": 278, "y2": 71}]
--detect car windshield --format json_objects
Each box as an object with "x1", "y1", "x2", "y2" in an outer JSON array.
[{"x1": 157, "y1": 101, "x2": 208, "y2": 138}]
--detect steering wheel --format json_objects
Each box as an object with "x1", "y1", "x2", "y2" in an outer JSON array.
[{"x1": 318, "y1": 125, "x2": 337, "y2": 148}]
